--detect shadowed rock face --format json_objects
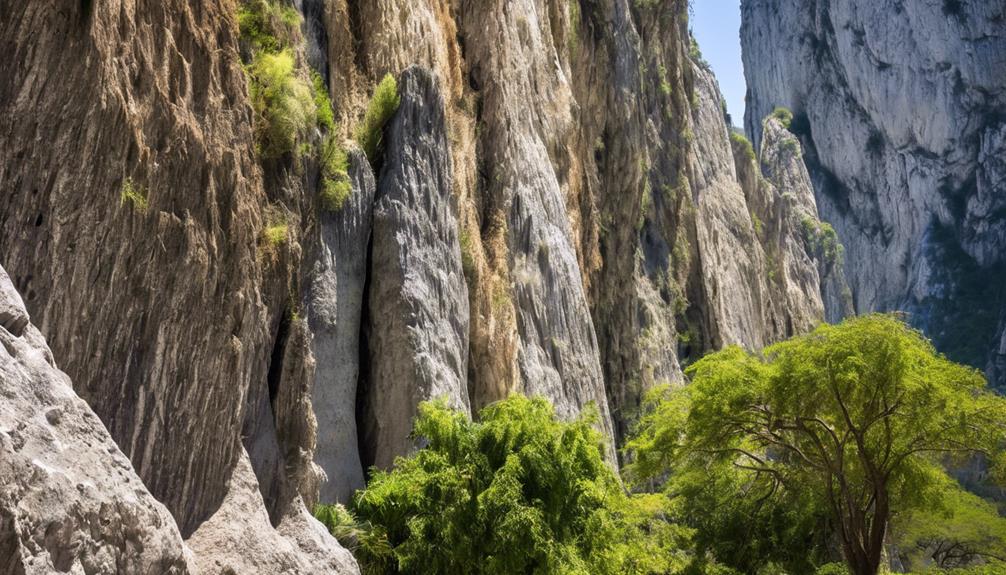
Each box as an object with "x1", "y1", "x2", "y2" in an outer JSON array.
[
  {"x1": 362, "y1": 65, "x2": 471, "y2": 471},
  {"x1": 0, "y1": 265, "x2": 193, "y2": 574},
  {"x1": 742, "y1": 0, "x2": 1006, "y2": 386}
]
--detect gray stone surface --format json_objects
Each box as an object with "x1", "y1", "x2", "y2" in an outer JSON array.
[
  {"x1": 0, "y1": 266, "x2": 193, "y2": 575},
  {"x1": 363, "y1": 66, "x2": 471, "y2": 470},
  {"x1": 309, "y1": 148, "x2": 376, "y2": 503},
  {"x1": 742, "y1": 0, "x2": 1006, "y2": 385}
]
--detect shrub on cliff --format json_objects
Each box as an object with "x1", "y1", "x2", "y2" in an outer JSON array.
[
  {"x1": 771, "y1": 106, "x2": 794, "y2": 129},
  {"x1": 339, "y1": 395, "x2": 691, "y2": 574},
  {"x1": 356, "y1": 74, "x2": 401, "y2": 164},
  {"x1": 248, "y1": 49, "x2": 317, "y2": 158}
]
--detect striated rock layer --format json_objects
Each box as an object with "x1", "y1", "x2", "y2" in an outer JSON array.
[
  {"x1": 742, "y1": 0, "x2": 1006, "y2": 386},
  {"x1": 0, "y1": 265, "x2": 193, "y2": 574},
  {"x1": 0, "y1": 3, "x2": 847, "y2": 568},
  {"x1": 0, "y1": 0, "x2": 358, "y2": 572}
]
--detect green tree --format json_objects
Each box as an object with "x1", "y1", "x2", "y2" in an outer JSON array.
[
  {"x1": 627, "y1": 315, "x2": 1006, "y2": 575},
  {"x1": 348, "y1": 395, "x2": 690, "y2": 574},
  {"x1": 893, "y1": 477, "x2": 1006, "y2": 570}
]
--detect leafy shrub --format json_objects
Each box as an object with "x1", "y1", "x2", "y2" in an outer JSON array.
[
  {"x1": 729, "y1": 131, "x2": 756, "y2": 163},
  {"x1": 237, "y1": 0, "x2": 301, "y2": 54},
  {"x1": 318, "y1": 134, "x2": 351, "y2": 211},
  {"x1": 800, "y1": 217, "x2": 843, "y2": 266},
  {"x1": 248, "y1": 49, "x2": 317, "y2": 158},
  {"x1": 356, "y1": 74, "x2": 400, "y2": 163},
  {"x1": 120, "y1": 178, "x2": 148, "y2": 212},
  {"x1": 628, "y1": 315, "x2": 1006, "y2": 575},
  {"x1": 314, "y1": 503, "x2": 394, "y2": 575},
  {"x1": 351, "y1": 395, "x2": 690, "y2": 574},
  {"x1": 771, "y1": 106, "x2": 794, "y2": 129},
  {"x1": 313, "y1": 71, "x2": 335, "y2": 131},
  {"x1": 262, "y1": 211, "x2": 288, "y2": 247}
]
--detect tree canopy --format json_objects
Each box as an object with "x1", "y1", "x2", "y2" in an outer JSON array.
[
  {"x1": 626, "y1": 315, "x2": 1006, "y2": 575},
  {"x1": 336, "y1": 395, "x2": 691, "y2": 574}
]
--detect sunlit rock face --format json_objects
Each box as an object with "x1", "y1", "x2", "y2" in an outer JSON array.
[{"x1": 742, "y1": 0, "x2": 1006, "y2": 386}]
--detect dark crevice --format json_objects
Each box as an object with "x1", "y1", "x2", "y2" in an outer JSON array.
[
  {"x1": 299, "y1": 0, "x2": 330, "y2": 82},
  {"x1": 355, "y1": 227, "x2": 376, "y2": 478},
  {"x1": 267, "y1": 308, "x2": 292, "y2": 405}
]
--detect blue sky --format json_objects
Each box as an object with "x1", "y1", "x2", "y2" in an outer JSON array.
[{"x1": 690, "y1": 0, "x2": 746, "y2": 127}]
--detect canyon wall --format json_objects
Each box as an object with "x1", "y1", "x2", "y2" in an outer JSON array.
[
  {"x1": 0, "y1": 0, "x2": 847, "y2": 571},
  {"x1": 742, "y1": 0, "x2": 1006, "y2": 387}
]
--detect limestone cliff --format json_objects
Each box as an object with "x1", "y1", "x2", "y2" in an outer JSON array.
[
  {"x1": 742, "y1": 0, "x2": 1006, "y2": 387},
  {"x1": 0, "y1": 266, "x2": 192, "y2": 574},
  {"x1": 0, "y1": 0, "x2": 843, "y2": 571}
]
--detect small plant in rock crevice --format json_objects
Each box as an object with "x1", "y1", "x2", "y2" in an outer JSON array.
[{"x1": 120, "y1": 178, "x2": 149, "y2": 213}]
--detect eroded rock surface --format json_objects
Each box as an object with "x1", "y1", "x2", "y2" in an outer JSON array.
[
  {"x1": 742, "y1": 0, "x2": 1006, "y2": 385},
  {"x1": 0, "y1": 266, "x2": 193, "y2": 574},
  {"x1": 309, "y1": 148, "x2": 376, "y2": 503},
  {"x1": 362, "y1": 66, "x2": 471, "y2": 470}
]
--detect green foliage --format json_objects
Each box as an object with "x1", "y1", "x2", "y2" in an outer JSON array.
[
  {"x1": 238, "y1": 0, "x2": 335, "y2": 159},
  {"x1": 120, "y1": 178, "x2": 148, "y2": 212},
  {"x1": 750, "y1": 211, "x2": 763, "y2": 236},
  {"x1": 729, "y1": 132, "x2": 756, "y2": 163},
  {"x1": 313, "y1": 71, "x2": 336, "y2": 131},
  {"x1": 627, "y1": 315, "x2": 1006, "y2": 575},
  {"x1": 800, "y1": 217, "x2": 844, "y2": 266},
  {"x1": 689, "y1": 36, "x2": 709, "y2": 69},
  {"x1": 352, "y1": 395, "x2": 689, "y2": 574},
  {"x1": 247, "y1": 49, "x2": 317, "y2": 158},
  {"x1": 262, "y1": 211, "x2": 288, "y2": 247},
  {"x1": 356, "y1": 74, "x2": 401, "y2": 164},
  {"x1": 894, "y1": 478, "x2": 1006, "y2": 571},
  {"x1": 780, "y1": 136, "x2": 801, "y2": 157},
  {"x1": 771, "y1": 107, "x2": 794, "y2": 129},
  {"x1": 237, "y1": 0, "x2": 301, "y2": 54},
  {"x1": 314, "y1": 503, "x2": 394, "y2": 575},
  {"x1": 319, "y1": 134, "x2": 351, "y2": 212}
]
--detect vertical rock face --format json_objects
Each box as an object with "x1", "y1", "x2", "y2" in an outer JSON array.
[
  {"x1": 0, "y1": 0, "x2": 358, "y2": 571},
  {"x1": 309, "y1": 148, "x2": 376, "y2": 503},
  {"x1": 742, "y1": 0, "x2": 1006, "y2": 386},
  {"x1": 363, "y1": 66, "x2": 471, "y2": 470},
  {"x1": 0, "y1": 266, "x2": 193, "y2": 574},
  {"x1": 0, "y1": 0, "x2": 268, "y2": 534},
  {"x1": 690, "y1": 62, "x2": 847, "y2": 354}
]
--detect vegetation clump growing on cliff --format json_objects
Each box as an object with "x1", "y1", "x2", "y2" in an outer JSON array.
[
  {"x1": 319, "y1": 134, "x2": 351, "y2": 212},
  {"x1": 729, "y1": 132, "x2": 756, "y2": 163},
  {"x1": 248, "y1": 49, "x2": 317, "y2": 158},
  {"x1": 356, "y1": 74, "x2": 401, "y2": 164},
  {"x1": 800, "y1": 216, "x2": 843, "y2": 266},
  {"x1": 771, "y1": 106, "x2": 794, "y2": 129},
  {"x1": 120, "y1": 178, "x2": 148, "y2": 213}
]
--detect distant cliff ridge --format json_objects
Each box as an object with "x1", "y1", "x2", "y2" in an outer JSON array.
[{"x1": 742, "y1": 0, "x2": 1006, "y2": 388}]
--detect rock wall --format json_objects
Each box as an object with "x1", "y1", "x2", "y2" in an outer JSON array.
[
  {"x1": 0, "y1": 266, "x2": 192, "y2": 574},
  {"x1": 0, "y1": 0, "x2": 850, "y2": 569},
  {"x1": 362, "y1": 65, "x2": 471, "y2": 471},
  {"x1": 742, "y1": 0, "x2": 1006, "y2": 386},
  {"x1": 0, "y1": 0, "x2": 357, "y2": 571}
]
